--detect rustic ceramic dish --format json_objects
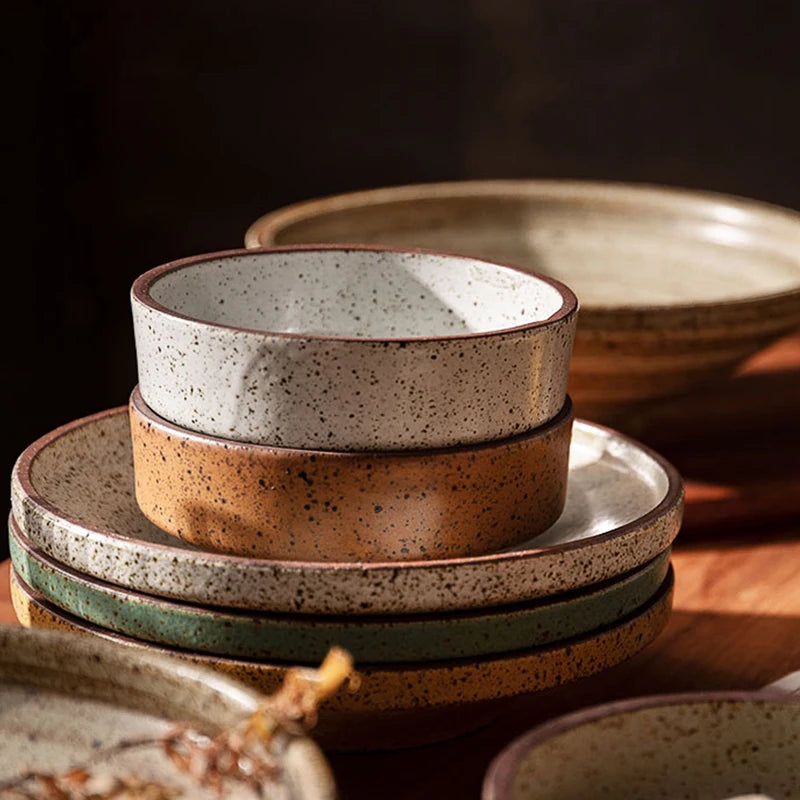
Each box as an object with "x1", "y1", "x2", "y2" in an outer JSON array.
[
  {"x1": 130, "y1": 386, "x2": 573, "y2": 561},
  {"x1": 12, "y1": 567, "x2": 675, "y2": 751},
  {"x1": 131, "y1": 245, "x2": 577, "y2": 450},
  {"x1": 246, "y1": 181, "x2": 800, "y2": 424},
  {"x1": 12, "y1": 407, "x2": 683, "y2": 614},
  {"x1": 0, "y1": 625, "x2": 336, "y2": 799},
  {"x1": 483, "y1": 690, "x2": 800, "y2": 799},
  {"x1": 9, "y1": 515, "x2": 669, "y2": 662}
]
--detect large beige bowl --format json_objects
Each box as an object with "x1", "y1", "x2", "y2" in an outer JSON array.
[{"x1": 246, "y1": 181, "x2": 800, "y2": 423}]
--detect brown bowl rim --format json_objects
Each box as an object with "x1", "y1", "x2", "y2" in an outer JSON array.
[
  {"x1": 483, "y1": 688, "x2": 800, "y2": 800},
  {"x1": 131, "y1": 243, "x2": 578, "y2": 343},
  {"x1": 13, "y1": 405, "x2": 682, "y2": 573}
]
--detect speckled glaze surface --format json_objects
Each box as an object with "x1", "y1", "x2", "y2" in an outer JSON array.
[
  {"x1": 483, "y1": 691, "x2": 800, "y2": 800},
  {"x1": 0, "y1": 625, "x2": 336, "y2": 799},
  {"x1": 131, "y1": 245, "x2": 577, "y2": 450},
  {"x1": 12, "y1": 568, "x2": 674, "y2": 751},
  {"x1": 12, "y1": 407, "x2": 683, "y2": 614},
  {"x1": 130, "y1": 387, "x2": 572, "y2": 561},
  {"x1": 9, "y1": 515, "x2": 669, "y2": 662},
  {"x1": 246, "y1": 181, "x2": 800, "y2": 424}
]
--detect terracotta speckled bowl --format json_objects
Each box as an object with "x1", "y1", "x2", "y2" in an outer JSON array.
[
  {"x1": 131, "y1": 245, "x2": 577, "y2": 451},
  {"x1": 130, "y1": 387, "x2": 573, "y2": 561},
  {"x1": 12, "y1": 407, "x2": 682, "y2": 614},
  {"x1": 0, "y1": 626, "x2": 336, "y2": 799},
  {"x1": 483, "y1": 690, "x2": 800, "y2": 799},
  {"x1": 246, "y1": 181, "x2": 800, "y2": 425},
  {"x1": 11, "y1": 567, "x2": 675, "y2": 751}
]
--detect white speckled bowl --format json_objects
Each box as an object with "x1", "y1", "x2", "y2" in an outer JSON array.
[
  {"x1": 11, "y1": 407, "x2": 683, "y2": 615},
  {"x1": 131, "y1": 245, "x2": 577, "y2": 450},
  {"x1": 246, "y1": 182, "x2": 800, "y2": 424},
  {"x1": 0, "y1": 625, "x2": 336, "y2": 799},
  {"x1": 483, "y1": 690, "x2": 800, "y2": 800}
]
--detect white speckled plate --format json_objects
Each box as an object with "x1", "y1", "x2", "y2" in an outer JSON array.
[
  {"x1": 0, "y1": 625, "x2": 335, "y2": 799},
  {"x1": 11, "y1": 408, "x2": 683, "y2": 615}
]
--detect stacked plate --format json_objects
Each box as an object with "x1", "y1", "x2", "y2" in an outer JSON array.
[{"x1": 9, "y1": 245, "x2": 683, "y2": 750}]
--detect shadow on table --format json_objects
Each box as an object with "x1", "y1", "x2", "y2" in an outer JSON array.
[{"x1": 635, "y1": 355, "x2": 800, "y2": 537}]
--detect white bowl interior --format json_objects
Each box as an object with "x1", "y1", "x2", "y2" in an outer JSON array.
[
  {"x1": 504, "y1": 698, "x2": 800, "y2": 799},
  {"x1": 147, "y1": 249, "x2": 566, "y2": 337},
  {"x1": 266, "y1": 189, "x2": 800, "y2": 307}
]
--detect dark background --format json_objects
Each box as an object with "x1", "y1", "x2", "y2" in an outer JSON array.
[{"x1": 5, "y1": 1, "x2": 800, "y2": 560}]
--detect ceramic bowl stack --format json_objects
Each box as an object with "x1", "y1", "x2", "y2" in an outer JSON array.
[{"x1": 9, "y1": 244, "x2": 684, "y2": 750}]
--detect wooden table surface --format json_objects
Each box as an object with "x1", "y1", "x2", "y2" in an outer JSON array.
[{"x1": 2, "y1": 333, "x2": 799, "y2": 799}]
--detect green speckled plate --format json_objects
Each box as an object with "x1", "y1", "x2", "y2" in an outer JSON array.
[{"x1": 10, "y1": 515, "x2": 670, "y2": 663}]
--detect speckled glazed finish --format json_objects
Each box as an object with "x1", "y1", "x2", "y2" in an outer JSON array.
[
  {"x1": 9, "y1": 516, "x2": 670, "y2": 662},
  {"x1": 130, "y1": 387, "x2": 573, "y2": 561},
  {"x1": 0, "y1": 625, "x2": 336, "y2": 799},
  {"x1": 483, "y1": 691, "x2": 800, "y2": 800},
  {"x1": 131, "y1": 245, "x2": 577, "y2": 450},
  {"x1": 12, "y1": 407, "x2": 683, "y2": 614},
  {"x1": 246, "y1": 181, "x2": 800, "y2": 425},
  {"x1": 12, "y1": 568, "x2": 674, "y2": 751}
]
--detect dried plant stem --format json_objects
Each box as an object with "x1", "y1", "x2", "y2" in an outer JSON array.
[{"x1": 1, "y1": 648, "x2": 356, "y2": 800}]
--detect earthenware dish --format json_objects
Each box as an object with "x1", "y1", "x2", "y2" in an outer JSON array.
[
  {"x1": 483, "y1": 690, "x2": 800, "y2": 799},
  {"x1": 131, "y1": 245, "x2": 577, "y2": 450},
  {"x1": 12, "y1": 567, "x2": 675, "y2": 751},
  {"x1": 246, "y1": 181, "x2": 800, "y2": 424},
  {"x1": 130, "y1": 387, "x2": 573, "y2": 561},
  {"x1": 11, "y1": 407, "x2": 683, "y2": 614},
  {"x1": 9, "y1": 516, "x2": 670, "y2": 662},
  {"x1": 0, "y1": 625, "x2": 336, "y2": 799}
]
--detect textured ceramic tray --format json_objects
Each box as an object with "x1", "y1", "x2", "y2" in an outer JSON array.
[
  {"x1": 9, "y1": 516, "x2": 670, "y2": 662},
  {"x1": 12, "y1": 407, "x2": 683, "y2": 615},
  {"x1": 12, "y1": 567, "x2": 674, "y2": 751},
  {"x1": 0, "y1": 625, "x2": 335, "y2": 799},
  {"x1": 483, "y1": 691, "x2": 800, "y2": 799},
  {"x1": 246, "y1": 180, "x2": 800, "y2": 425}
]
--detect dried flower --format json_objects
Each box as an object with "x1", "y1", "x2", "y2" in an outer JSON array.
[{"x1": 0, "y1": 648, "x2": 355, "y2": 800}]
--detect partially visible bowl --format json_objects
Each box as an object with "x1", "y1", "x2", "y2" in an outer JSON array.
[
  {"x1": 131, "y1": 245, "x2": 577, "y2": 450},
  {"x1": 483, "y1": 690, "x2": 800, "y2": 800},
  {"x1": 0, "y1": 625, "x2": 336, "y2": 799},
  {"x1": 130, "y1": 386, "x2": 573, "y2": 561},
  {"x1": 246, "y1": 181, "x2": 800, "y2": 423}
]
